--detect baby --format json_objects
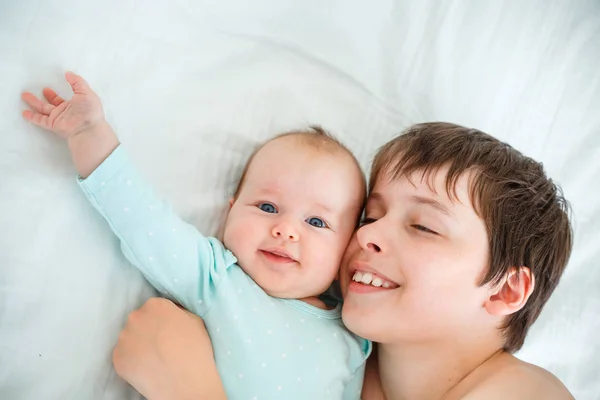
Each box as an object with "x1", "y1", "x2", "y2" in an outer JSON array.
[{"x1": 21, "y1": 73, "x2": 371, "y2": 399}]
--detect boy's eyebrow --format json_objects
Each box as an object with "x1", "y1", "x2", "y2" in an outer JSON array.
[
  {"x1": 368, "y1": 192, "x2": 454, "y2": 217},
  {"x1": 367, "y1": 192, "x2": 384, "y2": 204},
  {"x1": 411, "y1": 195, "x2": 454, "y2": 217}
]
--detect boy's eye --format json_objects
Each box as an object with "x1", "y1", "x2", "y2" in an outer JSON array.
[
  {"x1": 257, "y1": 203, "x2": 277, "y2": 213},
  {"x1": 306, "y1": 217, "x2": 328, "y2": 229},
  {"x1": 412, "y1": 224, "x2": 438, "y2": 235},
  {"x1": 360, "y1": 217, "x2": 376, "y2": 226}
]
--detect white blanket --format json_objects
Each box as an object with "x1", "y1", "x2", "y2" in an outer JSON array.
[{"x1": 1, "y1": 1, "x2": 598, "y2": 399}]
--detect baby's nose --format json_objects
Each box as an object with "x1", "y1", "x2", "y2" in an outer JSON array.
[{"x1": 271, "y1": 222, "x2": 299, "y2": 241}]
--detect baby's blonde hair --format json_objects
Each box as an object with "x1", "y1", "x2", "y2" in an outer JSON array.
[{"x1": 233, "y1": 126, "x2": 366, "y2": 201}]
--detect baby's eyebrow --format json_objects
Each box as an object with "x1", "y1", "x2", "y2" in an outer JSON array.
[
  {"x1": 255, "y1": 186, "x2": 281, "y2": 196},
  {"x1": 313, "y1": 201, "x2": 334, "y2": 214}
]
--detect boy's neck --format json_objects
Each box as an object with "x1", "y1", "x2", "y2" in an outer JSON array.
[{"x1": 377, "y1": 327, "x2": 503, "y2": 400}]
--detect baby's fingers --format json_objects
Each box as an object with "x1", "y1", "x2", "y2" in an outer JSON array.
[
  {"x1": 21, "y1": 92, "x2": 55, "y2": 115},
  {"x1": 42, "y1": 88, "x2": 65, "y2": 106},
  {"x1": 65, "y1": 72, "x2": 91, "y2": 95},
  {"x1": 22, "y1": 109, "x2": 50, "y2": 129}
]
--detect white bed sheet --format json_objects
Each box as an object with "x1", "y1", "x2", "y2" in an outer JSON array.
[{"x1": 1, "y1": 0, "x2": 599, "y2": 399}]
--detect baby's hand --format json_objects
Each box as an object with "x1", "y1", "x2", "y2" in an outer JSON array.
[
  {"x1": 22, "y1": 72, "x2": 119, "y2": 178},
  {"x1": 22, "y1": 72, "x2": 105, "y2": 140}
]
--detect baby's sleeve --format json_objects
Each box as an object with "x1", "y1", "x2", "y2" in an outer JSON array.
[
  {"x1": 78, "y1": 145, "x2": 236, "y2": 315},
  {"x1": 343, "y1": 337, "x2": 372, "y2": 400},
  {"x1": 342, "y1": 365, "x2": 366, "y2": 400}
]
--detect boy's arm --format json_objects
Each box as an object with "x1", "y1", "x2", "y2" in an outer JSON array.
[{"x1": 113, "y1": 298, "x2": 227, "y2": 400}]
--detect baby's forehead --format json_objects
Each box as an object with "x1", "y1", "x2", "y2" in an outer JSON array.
[
  {"x1": 246, "y1": 158, "x2": 364, "y2": 210},
  {"x1": 255, "y1": 134, "x2": 345, "y2": 160},
  {"x1": 250, "y1": 138, "x2": 360, "y2": 179},
  {"x1": 237, "y1": 132, "x2": 366, "y2": 206},
  {"x1": 250, "y1": 166, "x2": 357, "y2": 198},
  {"x1": 255, "y1": 182, "x2": 340, "y2": 209}
]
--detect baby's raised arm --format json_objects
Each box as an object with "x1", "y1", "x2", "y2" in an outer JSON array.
[
  {"x1": 22, "y1": 72, "x2": 119, "y2": 178},
  {"x1": 21, "y1": 73, "x2": 235, "y2": 313}
]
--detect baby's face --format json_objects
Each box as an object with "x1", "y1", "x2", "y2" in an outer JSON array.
[{"x1": 223, "y1": 137, "x2": 364, "y2": 299}]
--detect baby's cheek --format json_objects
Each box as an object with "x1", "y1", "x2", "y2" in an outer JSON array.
[
  {"x1": 316, "y1": 238, "x2": 344, "y2": 275},
  {"x1": 223, "y1": 220, "x2": 249, "y2": 254}
]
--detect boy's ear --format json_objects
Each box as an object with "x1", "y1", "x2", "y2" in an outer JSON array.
[{"x1": 484, "y1": 267, "x2": 535, "y2": 316}]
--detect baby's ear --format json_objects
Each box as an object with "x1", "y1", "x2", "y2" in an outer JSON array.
[
  {"x1": 229, "y1": 197, "x2": 235, "y2": 209},
  {"x1": 484, "y1": 267, "x2": 535, "y2": 316}
]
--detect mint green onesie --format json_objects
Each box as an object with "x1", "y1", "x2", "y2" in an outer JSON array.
[{"x1": 78, "y1": 145, "x2": 371, "y2": 399}]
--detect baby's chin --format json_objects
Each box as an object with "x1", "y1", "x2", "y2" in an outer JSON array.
[
  {"x1": 247, "y1": 272, "x2": 331, "y2": 300},
  {"x1": 234, "y1": 261, "x2": 334, "y2": 304},
  {"x1": 242, "y1": 271, "x2": 296, "y2": 298},
  {"x1": 259, "y1": 283, "x2": 325, "y2": 300}
]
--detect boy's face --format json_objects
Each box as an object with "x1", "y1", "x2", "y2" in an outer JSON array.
[
  {"x1": 223, "y1": 137, "x2": 364, "y2": 299},
  {"x1": 340, "y1": 167, "x2": 493, "y2": 343}
]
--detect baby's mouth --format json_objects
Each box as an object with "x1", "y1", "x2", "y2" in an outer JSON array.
[{"x1": 260, "y1": 249, "x2": 297, "y2": 264}]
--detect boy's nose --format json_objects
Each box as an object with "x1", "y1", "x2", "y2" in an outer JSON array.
[
  {"x1": 271, "y1": 222, "x2": 299, "y2": 241},
  {"x1": 356, "y1": 221, "x2": 382, "y2": 253}
]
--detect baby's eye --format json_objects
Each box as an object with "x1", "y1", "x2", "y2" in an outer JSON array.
[
  {"x1": 257, "y1": 202, "x2": 277, "y2": 213},
  {"x1": 306, "y1": 217, "x2": 328, "y2": 229}
]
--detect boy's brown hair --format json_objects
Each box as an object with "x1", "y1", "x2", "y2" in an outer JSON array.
[
  {"x1": 370, "y1": 122, "x2": 572, "y2": 352},
  {"x1": 233, "y1": 126, "x2": 366, "y2": 200}
]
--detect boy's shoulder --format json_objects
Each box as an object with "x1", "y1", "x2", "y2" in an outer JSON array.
[{"x1": 457, "y1": 353, "x2": 574, "y2": 400}]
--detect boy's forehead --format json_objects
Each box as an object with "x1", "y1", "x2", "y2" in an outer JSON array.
[{"x1": 373, "y1": 166, "x2": 477, "y2": 210}]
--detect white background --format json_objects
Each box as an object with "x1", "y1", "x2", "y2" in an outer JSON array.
[{"x1": 1, "y1": 0, "x2": 599, "y2": 398}]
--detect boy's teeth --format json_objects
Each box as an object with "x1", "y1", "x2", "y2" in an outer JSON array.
[
  {"x1": 351, "y1": 271, "x2": 394, "y2": 288},
  {"x1": 353, "y1": 271, "x2": 364, "y2": 282},
  {"x1": 361, "y1": 272, "x2": 373, "y2": 284}
]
